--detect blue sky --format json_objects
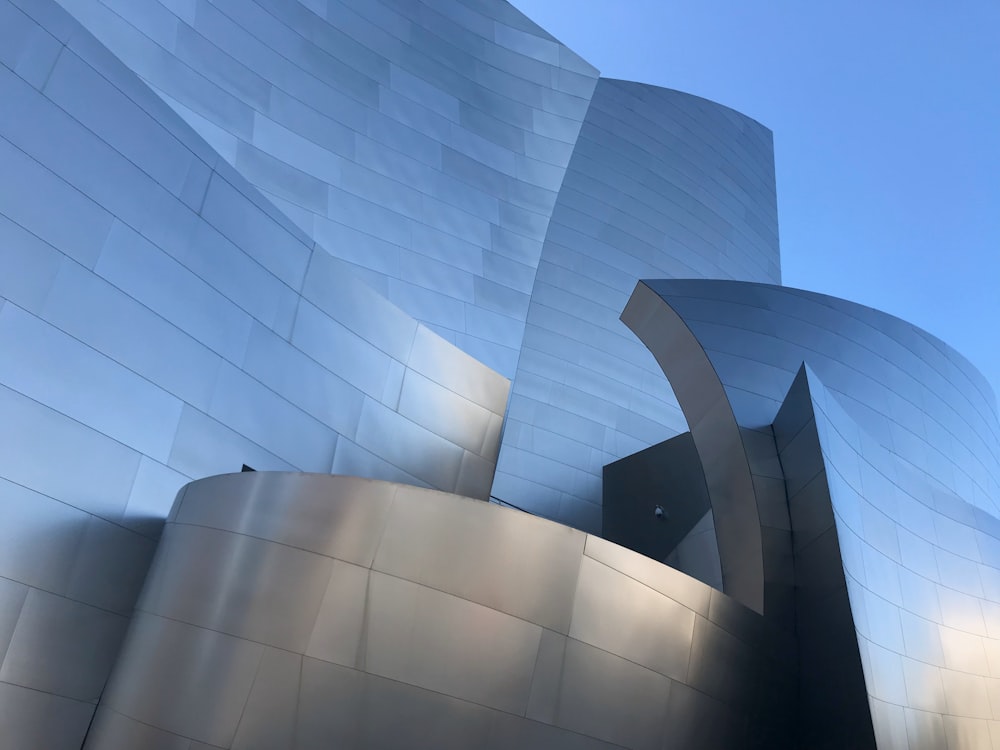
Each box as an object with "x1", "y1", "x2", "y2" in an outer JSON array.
[{"x1": 511, "y1": 0, "x2": 1000, "y2": 405}]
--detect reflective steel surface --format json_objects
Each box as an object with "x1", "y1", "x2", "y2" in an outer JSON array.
[
  {"x1": 52, "y1": 0, "x2": 599, "y2": 379},
  {"x1": 51, "y1": 0, "x2": 783, "y2": 538},
  {"x1": 493, "y1": 79, "x2": 781, "y2": 533},
  {"x1": 624, "y1": 280, "x2": 1000, "y2": 748},
  {"x1": 2, "y1": 0, "x2": 997, "y2": 746},
  {"x1": 0, "y1": 1, "x2": 516, "y2": 743},
  {"x1": 86, "y1": 472, "x2": 789, "y2": 750}
]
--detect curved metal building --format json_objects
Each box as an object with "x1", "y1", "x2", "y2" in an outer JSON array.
[
  {"x1": 0, "y1": 0, "x2": 996, "y2": 748},
  {"x1": 52, "y1": 0, "x2": 600, "y2": 378},
  {"x1": 494, "y1": 79, "x2": 781, "y2": 532}
]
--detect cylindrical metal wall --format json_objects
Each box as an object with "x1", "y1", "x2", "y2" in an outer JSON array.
[{"x1": 86, "y1": 472, "x2": 787, "y2": 750}]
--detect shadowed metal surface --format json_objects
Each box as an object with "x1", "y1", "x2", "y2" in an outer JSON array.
[
  {"x1": 602, "y1": 432, "x2": 721, "y2": 591},
  {"x1": 772, "y1": 366, "x2": 878, "y2": 749},
  {"x1": 85, "y1": 472, "x2": 789, "y2": 750}
]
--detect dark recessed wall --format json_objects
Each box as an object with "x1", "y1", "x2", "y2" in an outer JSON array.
[{"x1": 602, "y1": 432, "x2": 712, "y2": 565}]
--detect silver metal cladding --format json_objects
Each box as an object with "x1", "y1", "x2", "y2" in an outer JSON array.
[
  {"x1": 1, "y1": 0, "x2": 996, "y2": 747},
  {"x1": 630, "y1": 280, "x2": 1000, "y2": 748},
  {"x1": 86, "y1": 472, "x2": 783, "y2": 749}
]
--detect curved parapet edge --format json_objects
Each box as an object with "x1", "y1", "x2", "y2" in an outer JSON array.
[
  {"x1": 86, "y1": 471, "x2": 789, "y2": 749},
  {"x1": 621, "y1": 280, "x2": 765, "y2": 614}
]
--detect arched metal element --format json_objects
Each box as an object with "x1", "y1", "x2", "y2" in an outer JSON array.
[{"x1": 621, "y1": 281, "x2": 765, "y2": 614}]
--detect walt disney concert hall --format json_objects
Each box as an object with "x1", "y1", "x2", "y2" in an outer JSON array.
[{"x1": 1, "y1": 0, "x2": 998, "y2": 747}]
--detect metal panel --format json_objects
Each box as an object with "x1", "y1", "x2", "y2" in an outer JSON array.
[
  {"x1": 0, "y1": 479, "x2": 88, "y2": 595},
  {"x1": 0, "y1": 682, "x2": 94, "y2": 750},
  {"x1": 662, "y1": 680, "x2": 745, "y2": 750},
  {"x1": 304, "y1": 560, "x2": 370, "y2": 667},
  {"x1": 99, "y1": 612, "x2": 263, "y2": 747},
  {"x1": 365, "y1": 571, "x2": 542, "y2": 715},
  {"x1": 121, "y1": 457, "x2": 191, "y2": 538},
  {"x1": 207, "y1": 362, "x2": 339, "y2": 471},
  {"x1": 686, "y1": 614, "x2": 759, "y2": 708},
  {"x1": 631, "y1": 278, "x2": 1000, "y2": 749},
  {"x1": 0, "y1": 384, "x2": 141, "y2": 521},
  {"x1": 0, "y1": 302, "x2": 184, "y2": 462},
  {"x1": 65, "y1": 515, "x2": 158, "y2": 615},
  {"x1": 553, "y1": 637, "x2": 672, "y2": 750},
  {"x1": 175, "y1": 472, "x2": 395, "y2": 565},
  {"x1": 524, "y1": 627, "x2": 568, "y2": 724},
  {"x1": 375, "y1": 483, "x2": 585, "y2": 633},
  {"x1": 0, "y1": 213, "x2": 62, "y2": 313},
  {"x1": 293, "y1": 656, "x2": 365, "y2": 749},
  {"x1": 139, "y1": 524, "x2": 333, "y2": 652},
  {"x1": 61, "y1": 0, "x2": 599, "y2": 379},
  {"x1": 0, "y1": 129, "x2": 113, "y2": 270},
  {"x1": 0, "y1": 588, "x2": 127, "y2": 702},
  {"x1": 41, "y1": 259, "x2": 223, "y2": 412},
  {"x1": 0, "y1": 577, "x2": 28, "y2": 666},
  {"x1": 353, "y1": 396, "x2": 465, "y2": 490},
  {"x1": 569, "y1": 555, "x2": 695, "y2": 681},
  {"x1": 229, "y1": 647, "x2": 302, "y2": 750},
  {"x1": 396, "y1": 368, "x2": 495, "y2": 454},
  {"x1": 94, "y1": 219, "x2": 255, "y2": 366},
  {"x1": 166, "y1": 404, "x2": 297, "y2": 478},
  {"x1": 583, "y1": 534, "x2": 712, "y2": 616},
  {"x1": 85, "y1": 707, "x2": 195, "y2": 750}
]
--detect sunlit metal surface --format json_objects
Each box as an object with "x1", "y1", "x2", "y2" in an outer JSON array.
[
  {"x1": 625, "y1": 279, "x2": 1000, "y2": 748},
  {"x1": 38, "y1": 0, "x2": 787, "y2": 540},
  {"x1": 52, "y1": 0, "x2": 600, "y2": 379},
  {"x1": 2, "y1": 0, "x2": 997, "y2": 745},
  {"x1": 493, "y1": 80, "x2": 782, "y2": 534},
  {"x1": 86, "y1": 472, "x2": 789, "y2": 749},
  {"x1": 0, "y1": 1, "x2": 515, "y2": 743}
]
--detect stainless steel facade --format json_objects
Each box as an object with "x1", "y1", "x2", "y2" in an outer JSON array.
[
  {"x1": 493, "y1": 78, "x2": 781, "y2": 533},
  {"x1": 53, "y1": 0, "x2": 599, "y2": 378},
  {"x1": 1, "y1": 0, "x2": 998, "y2": 747},
  {"x1": 0, "y1": 0, "x2": 511, "y2": 743},
  {"x1": 87, "y1": 472, "x2": 791, "y2": 749},
  {"x1": 624, "y1": 280, "x2": 1000, "y2": 748}
]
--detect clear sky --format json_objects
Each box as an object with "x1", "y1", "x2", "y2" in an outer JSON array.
[{"x1": 511, "y1": 0, "x2": 1000, "y2": 406}]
